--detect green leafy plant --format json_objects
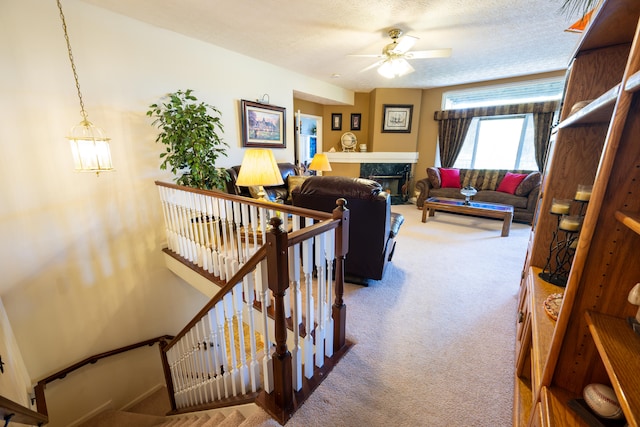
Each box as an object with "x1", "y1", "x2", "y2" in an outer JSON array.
[
  {"x1": 559, "y1": 0, "x2": 598, "y2": 17},
  {"x1": 147, "y1": 89, "x2": 230, "y2": 190}
]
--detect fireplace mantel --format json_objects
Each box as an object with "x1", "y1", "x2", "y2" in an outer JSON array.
[{"x1": 324, "y1": 152, "x2": 419, "y2": 164}]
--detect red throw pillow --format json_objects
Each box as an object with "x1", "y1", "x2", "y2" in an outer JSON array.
[
  {"x1": 439, "y1": 168, "x2": 461, "y2": 188},
  {"x1": 497, "y1": 172, "x2": 528, "y2": 194}
]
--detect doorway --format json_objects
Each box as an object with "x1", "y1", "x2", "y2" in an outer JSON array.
[{"x1": 295, "y1": 112, "x2": 323, "y2": 170}]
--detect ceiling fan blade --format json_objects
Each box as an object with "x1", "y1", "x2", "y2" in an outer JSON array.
[
  {"x1": 360, "y1": 59, "x2": 385, "y2": 73},
  {"x1": 405, "y1": 48, "x2": 452, "y2": 59},
  {"x1": 348, "y1": 54, "x2": 386, "y2": 58},
  {"x1": 391, "y1": 35, "x2": 418, "y2": 54}
]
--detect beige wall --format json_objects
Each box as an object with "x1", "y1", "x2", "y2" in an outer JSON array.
[
  {"x1": 369, "y1": 88, "x2": 422, "y2": 152},
  {"x1": 0, "y1": 0, "x2": 354, "y2": 422},
  {"x1": 293, "y1": 99, "x2": 325, "y2": 117},
  {"x1": 320, "y1": 92, "x2": 372, "y2": 152},
  {"x1": 296, "y1": 72, "x2": 566, "y2": 189}
]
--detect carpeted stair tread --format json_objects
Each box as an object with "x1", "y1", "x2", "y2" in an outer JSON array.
[
  {"x1": 200, "y1": 412, "x2": 226, "y2": 426},
  {"x1": 161, "y1": 415, "x2": 203, "y2": 427},
  {"x1": 216, "y1": 410, "x2": 245, "y2": 427},
  {"x1": 77, "y1": 409, "x2": 166, "y2": 427},
  {"x1": 238, "y1": 409, "x2": 280, "y2": 427},
  {"x1": 127, "y1": 387, "x2": 172, "y2": 416}
]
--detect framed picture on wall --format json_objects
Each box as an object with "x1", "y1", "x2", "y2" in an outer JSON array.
[
  {"x1": 331, "y1": 113, "x2": 342, "y2": 131},
  {"x1": 382, "y1": 104, "x2": 413, "y2": 133},
  {"x1": 240, "y1": 99, "x2": 286, "y2": 148},
  {"x1": 350, "y1": 113, "x2": 361, "y2": 131}
]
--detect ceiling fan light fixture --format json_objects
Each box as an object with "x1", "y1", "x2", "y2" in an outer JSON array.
[{"x1": 378, "y1": 58, "x2": 414, "y2": 79}]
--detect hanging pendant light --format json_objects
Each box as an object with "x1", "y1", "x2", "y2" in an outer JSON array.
[{"x1": 57, "y1": 0, "x2": 113, "y2": 175}]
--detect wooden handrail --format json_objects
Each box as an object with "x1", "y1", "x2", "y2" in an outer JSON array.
[
  {"x1": 0, "y1": 395, "x2": 48, "y2": 426},
  {"x1": 37, "y1": 335, "x2": 174, "y2": 386},
  {"x1": 155, "y1": 183, "x2": 351, "y2": 422},
  {"x1": 164, "y1": 245, "x2": 267, "y2": 352},
  {"x1": 162, "y1": 216, "x2": 342, "y2": 353},
  {"x1": 33, "y1": 335, "x2": 173, "y2": 417}
]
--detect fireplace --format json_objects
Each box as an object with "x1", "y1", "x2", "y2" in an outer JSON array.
[{"x1": 360, "y1": 163, "x2": 411, "y2": 205}]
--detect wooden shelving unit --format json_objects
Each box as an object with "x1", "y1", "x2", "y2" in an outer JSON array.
[
  {"x1": 529, "y1": 268, "x2": 562, "y2": 397},
  {"x1": 557, "y1": 84, "x2": 619, "y2": 127},
  {"x1": 513, "y1": 0, "x2": 640, "y2": 425},
  {"x1": 626, "y1": 71, "x2": 640, "y2": 93},
  {"x1": 586, "y1": 312, "x2": 640, "y2": 426},
  {"x1": 615, "y1": 210, "x2": 640, "y2": 235}
]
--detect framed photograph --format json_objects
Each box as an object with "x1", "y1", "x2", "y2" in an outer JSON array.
[
  {"x1": 331, "y1": 113, "x2": 342, "y2": 131},
  {"x1": 350, "y1": 113, "x2": 362, "y2": 131},
  {"x1": 382, "y1": 104, "x2": 413, "y2": 133},
  {"x1": 240, "y1": 99, "x2": 286, "y2": 148}
]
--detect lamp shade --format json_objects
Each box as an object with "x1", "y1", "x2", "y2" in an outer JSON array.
[
  {"x1": 235, "y1": 148, "x2": 284, "y2": 187},
  {"x1": 308, "y1": 153, "x2": 332, "y2": 172},
  {"x1": 67, "y1": 120, "x2": 113, "y2": 172}
]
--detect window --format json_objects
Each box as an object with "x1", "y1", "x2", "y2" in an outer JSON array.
[
  {"x1": 453, "y1": 115, "x2": 538, "y2": 170},
  {"x1": 442, "y1": 77, "x2": 563, "y2": 171},
  {"x1": 442, "y1": 77, "x2": 564, "y2": 109}
]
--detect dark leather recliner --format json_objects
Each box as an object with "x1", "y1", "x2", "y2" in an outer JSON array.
[{"x1": 291, "y1": 176, "x2": 404, "y2": 285}]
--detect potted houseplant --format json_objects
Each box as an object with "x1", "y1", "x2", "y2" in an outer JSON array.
[{"x1": 147, "y1": 89, "x2": 229, "y2": 190}]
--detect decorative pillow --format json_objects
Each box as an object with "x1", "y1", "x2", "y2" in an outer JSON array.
[
  {"x1": 248, "y1": 185, "x2": 268, "y2": 200},
  {"x1": 497, "y1": 172, "x2": 529, "y2": 194},
  {"x1": 287, "y1": 175, "x2": 308, "y2": 201},
  {"x1": 439, "y1": 168, "x2": 461, "y2": 188},
  {"x1": 515, "y1": 172, "x2": 541, "y2": 197},
  {"x1": 427, "y1": 168, "x2": 441, "y2": 189}
]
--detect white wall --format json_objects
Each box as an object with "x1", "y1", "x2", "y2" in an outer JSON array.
[{"x1": 0, "y1": 0, "x2": 353, "y2": 422}]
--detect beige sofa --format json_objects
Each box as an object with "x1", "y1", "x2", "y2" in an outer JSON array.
[{"x1": 415, "y1": 167, "x2": 541, "y2": 224}]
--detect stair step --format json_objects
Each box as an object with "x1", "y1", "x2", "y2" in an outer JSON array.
[
  {"x1": 216, "y1": 410, "x2": 245, "y2": 427},
  {"x1": 200, "y1": 412, "x2": 226, "y2": 426},
  {"x1": 77, "y1": 409, "x2": 165, "y2": 427}
]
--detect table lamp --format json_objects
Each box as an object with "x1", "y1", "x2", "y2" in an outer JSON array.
[
  {"x1": 308, "y1": 153, "x2": 332, "y2": 174},
  {"x1": 235, "y1": 148, "x2": 284, "y2": 201}
]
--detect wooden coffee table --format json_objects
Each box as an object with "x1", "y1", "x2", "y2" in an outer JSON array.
[{"x1": 422, "y1": 197, "x2": 514, "y2": 237}]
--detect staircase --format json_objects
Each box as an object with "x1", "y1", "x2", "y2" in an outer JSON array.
[
  {"x1": 79, "y1": 387, "x2": 278, "y2": 427},
  {"x1": 30, "y1": 184, "x2": 351, "y2": 426}
]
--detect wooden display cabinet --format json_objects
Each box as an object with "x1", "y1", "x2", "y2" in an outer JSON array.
[{"x1": 513, "y1": 0, "x2": 640, "y2": 425}]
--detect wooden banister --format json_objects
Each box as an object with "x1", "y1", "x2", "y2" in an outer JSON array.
[
  {"x1": 34, "y1": 335, "x2": 173, "y2": 417},
  {"x1": 0, "y1": 395, "x2": 48, "y2": 426},
  {"x1": 155, "y1": 180, "x2": 332, "y2": 221},
  {"x1": 332, "y1": 199, "x2": 349, "y2": 353},
  {"x1": 155, "y1": 183, "x2": 351, "y2": 422},
  {"x1": 266, "y1": 217, "x2": 293, "y2": 413},
  {"x1": 163, "y1": 245, "x2": 267, "y2": 352}
]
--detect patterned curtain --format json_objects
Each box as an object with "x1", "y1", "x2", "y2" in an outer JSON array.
[
  {"x1": 434, "y1": 101, "x2": 559, "y2": 169},
  {"x1": 437, "y1": 117, "x2": 473, "y2": 168},
  {"x1": 532, "y1": 111, "x2": 556, "y2": 170}
]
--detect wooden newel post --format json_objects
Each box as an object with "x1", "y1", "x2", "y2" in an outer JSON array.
[
  {"x1": 266, "y1": 216, "x2": 293, "y2": 411},
  {"x1": 332, "y1": 198, "x2": 349, "y2": 353},
  {"x1": 158, "y1": 338, "x2": 177, "y2": 411}
]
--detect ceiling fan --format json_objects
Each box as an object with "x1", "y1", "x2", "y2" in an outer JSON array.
[{"x1": 352, "y1": 29, "x2": 452, "y2": 78}]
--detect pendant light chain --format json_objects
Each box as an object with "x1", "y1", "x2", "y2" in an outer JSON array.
[{"x1": 56, "y1": 0, "x2": 88, "y2": 123}]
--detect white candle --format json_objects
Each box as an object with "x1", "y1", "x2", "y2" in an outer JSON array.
[
  {"x1": 551, "y1": 202, "x2": 571, "y2": 214},
  {"x1": 559, "y1": 217, "x2": 581, "y2": 231},
  {"x1": 575, "y1": 191, "x2": 591, "y2": 201}
]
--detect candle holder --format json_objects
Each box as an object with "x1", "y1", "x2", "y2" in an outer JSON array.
[
  {"x1": 540, "y1": 214, "x2": 581, "y2": 287},
  {"x1": 540, "y1": 192, "x2": 588, "y2": 287}
]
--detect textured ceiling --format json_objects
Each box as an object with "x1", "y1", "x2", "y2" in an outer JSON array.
[{"x1": 81, "y1": 0, "x2": 583, "y2": 95}]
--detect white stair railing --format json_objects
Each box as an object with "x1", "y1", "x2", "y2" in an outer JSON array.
[{"x1": 155, "y1": 182, "x2": 348, "y2": 414}]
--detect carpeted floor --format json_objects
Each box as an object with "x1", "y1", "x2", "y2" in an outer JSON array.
[{"x1": 280, "y1": 204, "x2": 531, "y2": 427}]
